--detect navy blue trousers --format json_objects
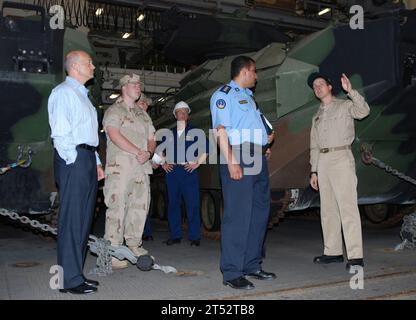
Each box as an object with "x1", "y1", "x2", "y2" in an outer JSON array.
[
  {"x1": 166, "y1": 166, "x2": 201, "y2": 241},
  {"x1": 219, "y1": 155, "x2": 270, "y2": 281},
  {"x1": 143, "y1": 214, "x2": 152, "y2": 237},
  {"x1": 54, "y1": 147, "x2": 97, "y2": 289}
]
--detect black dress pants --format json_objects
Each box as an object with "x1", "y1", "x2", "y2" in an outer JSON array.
[{"x1": 54, "y1": 147, "x2": 97, "y2": 289}]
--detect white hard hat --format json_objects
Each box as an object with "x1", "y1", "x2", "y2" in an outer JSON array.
[{"x1": 173, "y1": 101, "x2": 191, "y2": 117}]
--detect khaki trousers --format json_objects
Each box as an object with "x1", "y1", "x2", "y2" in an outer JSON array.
[
  {"x1": 103, "y1": 158, "x2": 150, "y2": 247},
  {"x1": 317, "y1": 150, "x2": 363, "y2": 259}
]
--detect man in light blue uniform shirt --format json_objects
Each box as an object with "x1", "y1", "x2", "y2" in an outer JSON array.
[
  {"x1": 210, "y1": 55, "x2": 276, "y2": 290},
  {"x1": 48, "y1": 50, "x2": 104, "y2": 295}
]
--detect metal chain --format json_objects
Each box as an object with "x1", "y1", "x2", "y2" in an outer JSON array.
[
  {"x1": 395, "y1": 212, "x2": 416, "y2": 250},
  {"x1": 0, "y1": 208, "x2": 111, "y2": 273},
  {"x1": 88, "y1": 236, "x2": 113, "y2": 276},
  {"x1": 361, "y1": 148, "x2": 416, "y2": 186},
  {"x1": 401, "y1": 212, "x2": 416, "y2": 248},
  {"x1": 361, "y1": 147, "x2": 416, "y2": 250},
  {"x1": 365, "y1": 159, "x2": 416, "y2": 247},
  {"x1": 370, "y1": 157, "x2": 416, "y2": 186},
  {"x1": 0, "y1": 146, "x2": 33, "y2": 174},
  {"x1": 0, "y1": 208, "x2": 177, "y2": 274},
  {"x1": 0, "y1": 208, "x2": 57, "y2": 235}
]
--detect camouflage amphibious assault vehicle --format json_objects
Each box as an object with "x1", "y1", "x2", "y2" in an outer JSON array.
[
  {"x1": 152, "y1": 11, "x2": 416, "y2": 230},
  {"x1": 0, "y1": 1, "x2": 99, "y2": 215}
]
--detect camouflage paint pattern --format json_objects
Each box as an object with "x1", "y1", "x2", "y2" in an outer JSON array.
[
  {"x1": 0, "y1": 2, "x2": 100, "y2": 213},
  {"x1": 153, "y1": 14, "x2": 416, "y2": 210}
]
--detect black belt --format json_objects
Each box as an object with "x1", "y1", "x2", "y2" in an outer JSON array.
[
  {"x1": 237, "y1": 143, "x2": 268, "y2": 155},
  {"x1": 77, "y1": 144, "x2": 97, "y2": 152}
]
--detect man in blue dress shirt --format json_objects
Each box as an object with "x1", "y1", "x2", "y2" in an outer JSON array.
[
  {"x1": 210, "y1": 56, "x2": 276, "y2": 290},
  {"x1": 48, "y1": 50, "x2": 104, "y2": 295}
]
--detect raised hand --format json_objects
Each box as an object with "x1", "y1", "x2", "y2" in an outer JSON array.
[{"x1": 341, "y1": 73, "x2": 352, "y2": 93}]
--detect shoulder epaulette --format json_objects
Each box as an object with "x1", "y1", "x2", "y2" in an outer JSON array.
[{"x1": 219, "y1": 85, "x2": 232, "y2": 94}]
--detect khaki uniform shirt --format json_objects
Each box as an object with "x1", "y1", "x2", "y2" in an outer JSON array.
[
  {"x1": 103, "y1": 101, "x2": 155, "y2": 174},
  {"x1": 310, "y1": 89, "x2": 370, "y2": 172}
]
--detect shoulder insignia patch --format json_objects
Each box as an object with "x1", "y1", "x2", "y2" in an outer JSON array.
[
  {"x1": 216, "y1": 99, "x2": 226, "y2": 109},
  {"x1": 220, "y1": 85, "x2": 231, "y2": 94}
]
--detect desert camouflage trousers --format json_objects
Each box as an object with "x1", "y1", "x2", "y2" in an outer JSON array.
[
  {"x1": 317, "y1": 149, "x2": 363, "y2": 260},
  {"x1": 103, "y1": 162, "x2": 150, "y2": 247}
]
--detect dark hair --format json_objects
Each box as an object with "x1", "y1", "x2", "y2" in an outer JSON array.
[{"x1": 231, "y1": 56, "x2": 255, "y2": 79}]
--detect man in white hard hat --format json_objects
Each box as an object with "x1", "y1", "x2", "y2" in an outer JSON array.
[{"x1": 161, "y1": 101, "x2": 208, "y2": 246}]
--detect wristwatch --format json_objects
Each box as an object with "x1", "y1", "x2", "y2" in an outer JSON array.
[{"x1": 310, "y1": 171, "x2": 318, "y2": 178}]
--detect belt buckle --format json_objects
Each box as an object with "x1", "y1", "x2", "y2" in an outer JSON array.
[{"x1": 321, "y1": 148, "x2": 329, "y2": 153}]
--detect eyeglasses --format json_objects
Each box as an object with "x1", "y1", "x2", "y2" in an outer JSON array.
[{"x1": 77, "y1": 60, "x2": 94, "y2": 67}]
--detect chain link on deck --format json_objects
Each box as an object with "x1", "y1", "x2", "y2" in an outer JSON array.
[
  {"x1": 88, "y1": 236, "x2": 113, "y2": 276},
  {"x1": 395, "y1": 212, "x2": 416, "y2": 250},
  {"x1": 0, "y1": 208, "x2": 177, "y2": 274},
  {"x1": 0, "y1": 209, "x2": 112, "y2": 274}
]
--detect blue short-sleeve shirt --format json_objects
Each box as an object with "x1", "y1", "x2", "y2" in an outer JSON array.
[{"x1": 210, "y1": 80, "x2": 267, "y2": 146}]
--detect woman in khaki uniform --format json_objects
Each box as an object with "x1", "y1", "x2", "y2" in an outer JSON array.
[{"x1": 308, "y1": 72, "x2": 370, "y2": 270}]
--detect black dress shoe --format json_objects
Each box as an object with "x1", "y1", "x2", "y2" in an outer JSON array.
[
  {"x1": 313, "y1": 254, "x2": 344, "y2": 264},
  {"x1": 190, "y1": 239, "x2": 200, "y2": 247},
  {"x1": 247, "y1": 270, "x2": 276, "y2": 280},
  {"x1": 223, "y1": 276, "x2": 254, "y2": 290},
  {"x1": 346, "y1": 258, "x2": 364, "y2": 270},
  {"x1": 59, "y1": 283, "x2": 97, "y2": 295},
  {"x1": 84, "y1": 278, "x2": 99, "y2": 286},
  {"x1": 142, "y1": 235, "x2": 154, "y2": 241},
  {"x1": 164, "y1": 238, "x2": 181, "y2": 245}
]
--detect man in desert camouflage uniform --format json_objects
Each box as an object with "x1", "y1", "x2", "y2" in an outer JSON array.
[
  {"x1": 103, "y1": 73, "x2": 156, "y2": 269},
  {"x1": 308, "y1": 72, "x2": 370, "y2": 271},
  {"x1": 136, "y1": 93, "x2": 157, "y2": 241}
]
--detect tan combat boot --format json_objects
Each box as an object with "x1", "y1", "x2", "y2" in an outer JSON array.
[
  {"x1": 128, "y1": 246, "x2": 148, "y2": 257},
  {"x1": 111, "y1": 257, "x2": 129, "y2": 270}
]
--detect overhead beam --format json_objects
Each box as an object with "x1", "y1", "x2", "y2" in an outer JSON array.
[{"x1": 96, "y1": 0, "x2": 329, "y2": 31}]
